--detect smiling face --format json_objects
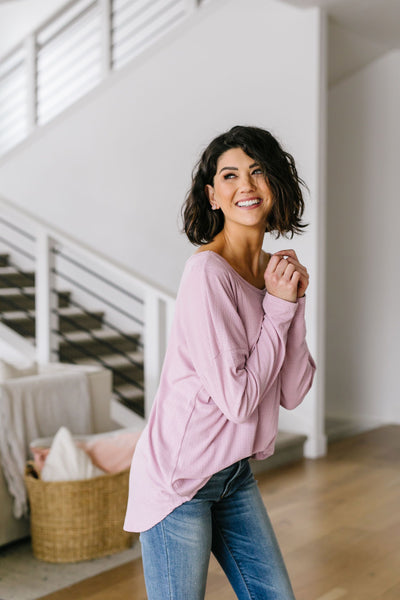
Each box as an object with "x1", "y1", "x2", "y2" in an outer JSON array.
[{"x1": 205, "y1": 147, "x2": 273, "y2": 232}]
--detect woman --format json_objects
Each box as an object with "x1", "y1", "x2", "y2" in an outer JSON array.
[{"x1": 124, "y1": 125, "x2": 316, "y2": 599}]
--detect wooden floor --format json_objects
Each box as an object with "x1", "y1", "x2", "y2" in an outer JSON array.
[{"x1": 39, "y1": 426, "x2": 400, "y2": 600}]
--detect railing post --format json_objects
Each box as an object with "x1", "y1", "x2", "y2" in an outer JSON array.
[
  {"x1": 100, "y1": 0, "x2": 112, "y2": 78},
  {"x1": 144, "y1": 293, "x2": 168, "y2": 419},
  {"x1": 25, "y1": 33, "x2": 37, "y2": 133},
  {"x1": 35, "y1": 230, "x2": 59, "y2": 364}
]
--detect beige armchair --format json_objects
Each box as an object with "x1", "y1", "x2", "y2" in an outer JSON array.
[{"x1": 0, "y1": 363, "x2": 115, "y2": 547}]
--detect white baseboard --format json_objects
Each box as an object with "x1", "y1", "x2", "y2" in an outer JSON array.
[{"x1": 325, "y1": 415, "x2": 387, "y2": 443}]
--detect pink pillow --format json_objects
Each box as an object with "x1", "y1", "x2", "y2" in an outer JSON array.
[
  {"x1": 30, "y1": 430, "x2": 142, "y2": 475},
  {"x1": 82, "y1": 430, "x2": 142, "y2": 473}
]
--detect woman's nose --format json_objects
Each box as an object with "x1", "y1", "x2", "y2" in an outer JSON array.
[{"x1": 239, "y1": 173, "x2": 256, "y2": 191}]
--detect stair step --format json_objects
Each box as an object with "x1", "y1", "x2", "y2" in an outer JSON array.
[
  {"x1": 57, "y1": 309, "x2": 105, "y2": 333},
  {"x1": 249, "y1": 431, "x2": 307, "y2": 474},
  {"x1": 111, "y1": 397, "x2": 146, "y2": 428},
  {"x1": 75, "y1": 352, "x2": 144, "y2": 387},
  {"x1": 0, "y1": 290, "x2": 70, "y2": 312},
  {"x1": 58, "y1": 329, "x2": 141, "y2": 360},
  {"x1": 0, "y1": 254, "x2": 9, "y2": 267},
  {"x1": 114, "y1": 385, "x2": 145, "y2": 418},
  {"x1": 1, "y1": 309, "x2": 104, "y2": 337},
  {"x1": 0, "y1": 268, "x2": 35, "y2": 289}
]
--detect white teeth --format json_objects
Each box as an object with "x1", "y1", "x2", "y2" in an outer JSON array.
[{"x1": 237, "y1": 199, "x2": 261, "y2": 207}]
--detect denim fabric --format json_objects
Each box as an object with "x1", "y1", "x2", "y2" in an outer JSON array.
[{"x1": 139, "y1": 459, "x2": 296, "y2": 599}]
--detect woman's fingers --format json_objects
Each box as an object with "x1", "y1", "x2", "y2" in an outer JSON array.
[
  {"x1": 275, "y1": 259, "x2": 289, "y2": 277},
  {"x1": 264, "y1": 257, "x2": 301, "y2": 302},
  {"x1": 265, "y1": 254, "x2": 281, "y2": 273},
  {"x1": 273, "y1": 251, "x2": 309, "y2": 281},
  {"x1": 274, "y1": 249, "x2": 299, "y2": 261},
  {"x1": 274, "y1": 250, "x2": 304, "y2": 272},
  {"x1": 267, "y1": 256, "x2": 298, "y2": 279},
  {"x1": 266, "y1": 250, "x2": 309, "y2": 299},
  {"x1": 287, "y1": 259, "x2": 308, "y2": 279},
  {"x1": 283, "y1": 262, "x2": 296, "y2": 280}
]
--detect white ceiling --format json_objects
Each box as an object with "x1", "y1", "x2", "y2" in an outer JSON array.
[
  {"x1": 281, "y1": 0, "x2": 400, "y2": 85},
  {"x1": 1, "y1": 0, "x2": 399, "y2": 86},
  {"x1": 283, "y1": 0, "x2": 400, "y2": 47}
]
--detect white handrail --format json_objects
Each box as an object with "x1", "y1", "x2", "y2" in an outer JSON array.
[
  {"x1": 0, "y1": 196, "x2": 175, "y2": 303},
  {"x1": 0, "y1": 195, "x2": 175, "y2": 424}
]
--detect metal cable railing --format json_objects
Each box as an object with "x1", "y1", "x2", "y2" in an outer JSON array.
[
  {"x1": 51, "y1": 300, "x2": 144, "y2": 365},
  {"x1": 0, "y1": 220, "x2": 36, "y2": 339},
  {"x1": 0, "y1": 220, "x2": 146, "y2": 416},
  {"x1": 49, "y1": 244, "x2": 145, "y2": 416},
  {"x1": 0, "y1": 216, "x2": 36, "y2": 241},
  {"x1": 0, "y1": 0, "x2": 198, "y2": 156},
  {"x1": 53, "y1": 248, "x2": 144, "y2": 303},
  {"x1": 0, "y1": 289, "x2": 36, "y2": 339},
  {"x1": 52, "y1": 289, "x2": 142, "y2": 346},
  {"x1": 53, "y1": 322, "x2": 144, "y2": 389},
  {"x1": 54, "y1": 326, "x2": 145, "y2": 417},
  {"x1": 0, "y1": 201, "x2": 176, "y2": 422}
]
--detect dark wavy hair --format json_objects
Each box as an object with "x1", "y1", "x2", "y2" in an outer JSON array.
[{"x1": 182, "y1": 125, "x2": 308, "y2": 245}]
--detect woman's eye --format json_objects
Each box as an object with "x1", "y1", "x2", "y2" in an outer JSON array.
[
  {"x1": 223, "y1": 173, "x2": 236, "y2": 180},
  {"x1": 252, "y1": 168, "x2": 263, "y2": 175}
]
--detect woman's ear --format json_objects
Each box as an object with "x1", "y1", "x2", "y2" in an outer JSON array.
[{"x1": 205, "y1": 184, "x2": 219, "y2": 210}]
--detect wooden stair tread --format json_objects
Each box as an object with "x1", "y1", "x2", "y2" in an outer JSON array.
[
  {"x1": 1, "y1": 308, "x2": 103, "y2": 321},
  {"x1": 0, "y1": 289, "x2": 70, "y2": 311},
  {"x1": 0, "y1": 253, "x2": 9, "y2": 266},
  {"x1": 113, "y1": 384, "x2": 144, "y2": 400},
  {"x1": 74, "y1": 351, "x2": 143, "y2": 369},
  {"x1": 59, "y1": 328, "x2": 140, "y2": 344},
  {"x1": 58, "y1": 329, "x2": 141, "y2": 360}
]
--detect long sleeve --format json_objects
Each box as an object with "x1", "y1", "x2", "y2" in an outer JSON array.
[
  {"x1": 124, "y1": 252, "x2": 317, "y2": 532},
  {"x1": 279, "y1": 296, "x2": 316, "y2": 409},
  {"x1": 177, "y1": 257, "x2": 299, "y2": 424}
]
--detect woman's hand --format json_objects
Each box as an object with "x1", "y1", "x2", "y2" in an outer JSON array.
[{"x1": 264, "y1": 249, "x2": 309, "y2": 302}]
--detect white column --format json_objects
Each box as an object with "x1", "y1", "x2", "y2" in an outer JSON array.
[
  {"x1": 25, "y1": 33, "x2": 37, "y2": 133},
  {"x1": 35, "y1": 230, "x2": 59, "y2": 364},
  {"x1": 144, "y1": 293, "x2": 168, "y2": 419},
  {"x1": 304, "y1": 7, "x2": 328, "y2": 458}
]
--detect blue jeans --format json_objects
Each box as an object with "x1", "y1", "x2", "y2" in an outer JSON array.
[{"x1": 140, "y1": 459, "x2": 296, "y2": 599}]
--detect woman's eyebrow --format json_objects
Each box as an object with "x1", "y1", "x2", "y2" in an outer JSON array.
[
  {"x1": 219, "y1": 166, "x2": 238, "y2": 173},
  {"x1": 218, "y1": 162, "x2": 259, "y2": 174}
]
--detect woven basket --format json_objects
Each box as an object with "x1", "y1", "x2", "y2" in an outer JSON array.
[{"x1": 25, "y1": 464, "x2": 134, "y2": 563}]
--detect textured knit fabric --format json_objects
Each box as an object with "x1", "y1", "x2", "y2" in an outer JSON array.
[{"x1": 124, "y1": 251, "x2": 316, "y2": 532}]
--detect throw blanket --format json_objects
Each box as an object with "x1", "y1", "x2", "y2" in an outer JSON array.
[{"x1": 0, "y1": 370, "x2": 93, "y2": 518}]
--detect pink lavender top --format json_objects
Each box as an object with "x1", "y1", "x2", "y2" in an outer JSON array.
[{"x1": 124, "y1": 251, "x2": 316, "y2": 532}]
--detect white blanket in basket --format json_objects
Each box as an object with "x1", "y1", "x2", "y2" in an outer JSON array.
[{"x1": 0, "y1": 370, "x2": 93, "y2": 518}]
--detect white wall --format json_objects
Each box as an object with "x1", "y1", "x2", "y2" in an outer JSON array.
[
  {"x1": 0, "y1": 0, "x2": 326, "y2": 453},
  {"x1": 0, "y1": 0, "x2": 68, "y2": 57},
  {"x1": 326, "y1": 49, "x2": 400, "y2": 425}
]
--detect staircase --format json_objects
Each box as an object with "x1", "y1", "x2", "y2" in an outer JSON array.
[{"x1": 0, "y1": 251, "x2": 145, "y2": 417}]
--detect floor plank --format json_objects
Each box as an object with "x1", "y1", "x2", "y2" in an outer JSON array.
[{"x1": 38, "y1": 425, "x2": 400, "y2": 600}]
